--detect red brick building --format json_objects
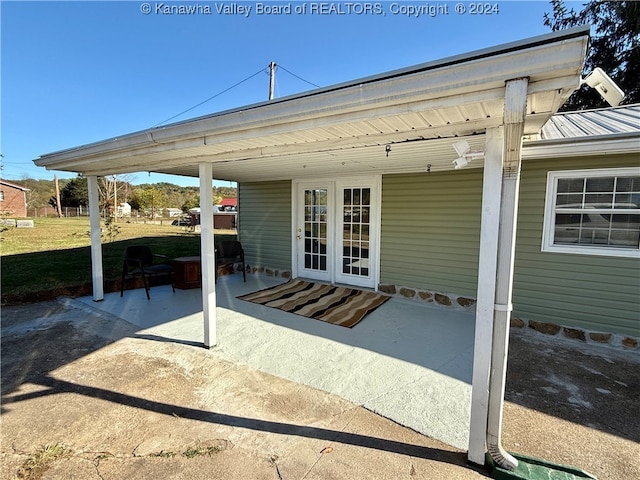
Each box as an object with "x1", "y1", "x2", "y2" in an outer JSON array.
[{"x1": 0, "y1": 179, "x2": 29, "y2": 217}]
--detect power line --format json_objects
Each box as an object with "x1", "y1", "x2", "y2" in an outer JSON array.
[
  {"x1": 153, "y1": 67, "x2": 267, "y2": 127},
  {"x1": 277, "y1": 65, "x2": 321, "y2": 89}
]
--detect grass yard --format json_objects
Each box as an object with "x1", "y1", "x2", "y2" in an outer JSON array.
[{"x1": 1, "y1": 217, "x2": 236, "y2": 303}]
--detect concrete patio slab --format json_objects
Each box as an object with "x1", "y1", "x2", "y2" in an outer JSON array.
[
  {"x1": 3, "y1": 281, "x2": 638, "y2": 479},
  {"x1": 76, "y1": 274, "x2": 476, "y2": 450},
  {"x1": 1, "y1": 300, "x2": 486, "y2": 480}
]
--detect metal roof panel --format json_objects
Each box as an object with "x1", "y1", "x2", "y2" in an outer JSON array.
[{"x1": 540, "y1": 104, "x2": 640, "y2": 139}]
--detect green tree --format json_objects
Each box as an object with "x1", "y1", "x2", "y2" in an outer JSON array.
[
  {"x1": 60, "y1": 175, "x2": 89, "y2": 207},
  {"x1": 544, "y1": 0, "x2": 640, "y2": 110},
  {"x1": 131, "y1": 186, "x2": 168, "y2": 218},
  {"x1": 16, "y1": 177, "x2": 57, "y2": 208},
  {"x1": 181, "y1": 197, "x2": 200, "y2": 212}
]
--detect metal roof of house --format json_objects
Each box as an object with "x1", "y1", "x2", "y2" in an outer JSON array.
[
  {"x1": 34, "y1": 27, "x2": 590, "y2": 182},
  {"x1": 522, "y1": 103, "x2": 640, "y2": 159},
  {"x1": 539, "y1": 104, "x2": 640, "y2": 139}
]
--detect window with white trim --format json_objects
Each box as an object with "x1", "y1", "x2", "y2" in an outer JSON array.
[{"x1": 543, "y1": 168, "x2": 640, "y2": 258}]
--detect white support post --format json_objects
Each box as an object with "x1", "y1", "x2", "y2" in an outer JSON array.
[
  {"x1": 486, "y1": 77, "x2": 529, "y2": 471},
  {"x1": 468, "y1": 126, "x2": 504, "y2": 465},
  {"x1": 199, "y1": 163, "x2": 217, "y2": 348},
  {"x1": 87, "y1": 175, "x2": 104, "y2": 301}
]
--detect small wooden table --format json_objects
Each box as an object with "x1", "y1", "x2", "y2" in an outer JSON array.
[{"x1": 173, "y1": 256, "x2": 201, "y2": 289}]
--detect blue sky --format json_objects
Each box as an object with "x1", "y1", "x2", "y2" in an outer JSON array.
[{"x1": 2, "y1": 0, "x2": 583, "y2": 187}]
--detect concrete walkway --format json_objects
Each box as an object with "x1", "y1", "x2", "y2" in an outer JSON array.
[{"x1": 75, "y1": 274, "x2": 476, "y2": 451}]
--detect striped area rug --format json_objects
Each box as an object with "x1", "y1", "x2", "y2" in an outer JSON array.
[{"x1": 238, "y1": 279, "x2": 390, "y2": 328}]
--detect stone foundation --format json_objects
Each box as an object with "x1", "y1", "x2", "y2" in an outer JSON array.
[
  {"x1": 378, "y1": 283, "x2": 476, "y2": 312},
  {"x1": 245, "y1": 264, "x2": 291, "y2": 279},
  {"x1": 379, "y1": 283, "x2": 639, "y2": 352},
  {"x1": 510, "y1": 315, "x2": 639, "y2": 351}
]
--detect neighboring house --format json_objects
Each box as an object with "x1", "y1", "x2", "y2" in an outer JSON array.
[
  {"x1": 164, "y1": 207, "x2": 183, "y2": 217},
  {"x1": 117, "y1": 202, "x2": 132, "y2": 218},
  {"x1": 219, "y1": 197, "x2": 237, "y2": 211},
  {"x1": 188, "y1": 205, "x2": 237, "y2": 229},
  {"x1": 238, "y1": 104, "x2": 640, "y2": 345},
  {"x1": 0, "y1": 179, "x2": 29, "y2": 217}
]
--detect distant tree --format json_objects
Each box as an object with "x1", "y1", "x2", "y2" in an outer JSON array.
[
  {"x1": 181, "y1": 197, "x2": 200, "y2": 213},
  {"x1": 544, "y1": 0, "x2": 640, "y2": 110},
  {"x1": 48, "y1": 195, "x2": 59, "y2": 215},
  {"x1": 215, "y1": 185, "x2": 238, "y2": 200},
  {"x1": 17, "y1": 177, "x2": 56, "y2": 208},
  {"x1": 131, "y1": 186, "x2": 168, "y2": 218},
  {"x1": 60, "y1": 175, "x2": 89, "y2": 207},
  {"x1": 96, "y1": 175, "x2": 133, "y2": 215},
  {"x1": 127, "y1": 189, "x2": 143, "y2": 212}
]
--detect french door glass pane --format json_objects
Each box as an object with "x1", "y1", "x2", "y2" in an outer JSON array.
[
  {"x1": 304, "y1": 189, "x2": 328, "y2": 272},
  {"x1": 342, "y1": 187, "x2": 371, "y2": 277}
]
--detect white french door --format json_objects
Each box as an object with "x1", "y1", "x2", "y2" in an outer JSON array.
[
  {"x1": 295, "y1": 177, "x2": 380, "y2": 288},
  {"x1": 296, "y1": 183, "x2": 332, "y2": 282}
]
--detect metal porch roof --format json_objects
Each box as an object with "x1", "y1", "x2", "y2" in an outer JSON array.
[{"x1": 34, "y1": 27, "x2": 590, "y2": 183}]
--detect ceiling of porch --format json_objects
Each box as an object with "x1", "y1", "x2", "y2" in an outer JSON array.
[{"x1": 34, "y1": 27, "x2": 590, "y2": 183}]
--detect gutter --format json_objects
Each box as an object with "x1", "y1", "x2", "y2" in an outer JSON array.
[
  {"x1": 522, "y1": 132, "x2": 640, "y2": 158},
  {"x1": 34, "y1": 26, "x2": 589, "y2": 169}
]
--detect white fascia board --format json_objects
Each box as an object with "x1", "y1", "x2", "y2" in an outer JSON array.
[
  {"x1": 34, "y1": 29, "x2": 588, "y2": 174},
  {"x1": 523, "y1": 133, "x2": 640, "y2": 159}
]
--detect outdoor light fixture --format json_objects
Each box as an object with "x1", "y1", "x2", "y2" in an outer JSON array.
[
  {"x1": 581, "y1": 67, "x2": 625, "y2": 107},
  {"x1": 452, "y1": 140, "x2": 485, "y2": 169}
]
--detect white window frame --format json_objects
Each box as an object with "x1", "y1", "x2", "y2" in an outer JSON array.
[{"x1": 542, "y1": 167, "x2": 640, "y2": 258}]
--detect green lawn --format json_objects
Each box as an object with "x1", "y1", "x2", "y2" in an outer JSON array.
[{"x1": 1, "y1": 217, "x2": 235, "y2": 303}]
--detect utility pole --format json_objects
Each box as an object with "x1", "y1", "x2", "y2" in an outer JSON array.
[
  {"x1": 113, "y1": 175, "x2": 117, "y2": 223},
  {"x1": 54, "y1": 175, "x2": 63, "y2": 218},
  {"x1": 268, "y1": 61, "x2": 276, "y2": 100}
]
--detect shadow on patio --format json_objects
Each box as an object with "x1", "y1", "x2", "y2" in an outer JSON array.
[{"x1": 77, "y1": 274, "x2": 476, "y2": 450}]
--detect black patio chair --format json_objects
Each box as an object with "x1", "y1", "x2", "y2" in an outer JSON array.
[
  {"x1": 215, "y1": 240, "x2": 246, "y2": 283},
  {"x1": 120, "y1": 245, "x2": 175, "y2": 299}
]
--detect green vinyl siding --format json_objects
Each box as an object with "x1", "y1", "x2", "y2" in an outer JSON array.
[
  {"x1": 238, "y1": 180, "x2": 292, "y2": 271},
  {"x1": 380, "y1": 170, "x2": 483, "y2": 297},
  {"x1": 513, "y1": 154, "x2": 640, "y2": 337},
  {"x1": 380, "y1": 155, "x2": 639, "y2": 337}
]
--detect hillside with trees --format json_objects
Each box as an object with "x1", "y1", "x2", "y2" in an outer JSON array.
[{"x1": 7, "y1": 175, "x2": 237, "y2": 218}]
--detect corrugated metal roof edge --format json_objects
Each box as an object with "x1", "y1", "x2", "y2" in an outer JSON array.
[
  {"x1": 525, "y1": 130, "x2": 640, "y2": 147},
  {"x1": 36, "y1": 26, "x2": 590, "y2": 161},
  {"x1": 534, "y1": 103, "x2": 640, "y2": 143}
]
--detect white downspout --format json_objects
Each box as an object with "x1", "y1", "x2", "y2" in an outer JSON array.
[
  {"x1": 87, "y1": 175, "x2": 104, "y2": 302},
  {"x1": 468, "y1": 126, "x2": 504, "y2": 465},
  {"x1": 486, "y1": 77, "x2": 529, "y2": 470},
  {"x1": 199, "y1": 163, "x2": 217, "y2": 348}
]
